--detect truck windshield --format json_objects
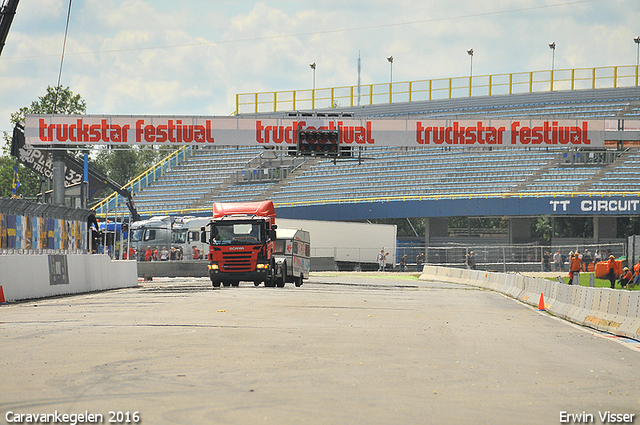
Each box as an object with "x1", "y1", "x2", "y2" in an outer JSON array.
[
  {"x1": 172, "y1": 229, "x2": 187, "y2": 244},
  {"x1": 211, "y1": 222, "x2": 263, "y2": 245},
  {"x1": 130, "y1": 229, "x2": 144, "y2": 242}
]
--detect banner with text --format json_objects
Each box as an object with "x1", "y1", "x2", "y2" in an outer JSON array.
[{"x1": 25, "y1": 114, "x2": 607, "y2": 148}]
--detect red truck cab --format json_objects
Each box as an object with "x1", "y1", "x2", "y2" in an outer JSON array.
[{"x1": 202, "y1": 201, "x2": 278, "y2": 288}]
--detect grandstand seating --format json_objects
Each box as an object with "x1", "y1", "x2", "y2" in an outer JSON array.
[{"x1": 103, "y1": 86, "x2": 640, "y2": 216}]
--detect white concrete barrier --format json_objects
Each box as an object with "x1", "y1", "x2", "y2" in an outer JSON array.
[
  {"x1": 0, "y1": 254, "x2": 138, "y2": 302},
  {"x1": 420, "y1": 266, "x2": 640, "y2": 340}
]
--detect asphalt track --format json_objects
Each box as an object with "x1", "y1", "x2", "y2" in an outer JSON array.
[{"x1": 1, "y1": 272, "x2": 640, "y2": 425}]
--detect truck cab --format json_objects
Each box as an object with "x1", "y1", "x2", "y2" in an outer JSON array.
[
  {"x1": 202, "y1": 201, "x2": 278, "y2": 288},
  {"x1": 129, "y1": 216, "x2": 173, "y2": 257}
]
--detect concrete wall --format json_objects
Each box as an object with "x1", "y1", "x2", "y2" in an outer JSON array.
[
  {"x1": 420, "y1": 266, "x2": 640, "y2": 340},
  {"x1": 0, "y1": 254, "x2": 137, "y2": 302}
]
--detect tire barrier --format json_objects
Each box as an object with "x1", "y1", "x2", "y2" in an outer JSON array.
[{"x1": 420, "y1": 266, "x2": 640, "y2": 341}]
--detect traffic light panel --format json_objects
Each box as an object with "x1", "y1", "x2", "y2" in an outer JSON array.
[{"x1": 297, "y1": 129, "x2": 340, "y2": 156}]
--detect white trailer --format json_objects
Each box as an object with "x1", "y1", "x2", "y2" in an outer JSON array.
[
  {"x1": 276, "y1": 219, "x2": 397, "y2": 270},
  {"x1": 274, "y1": 228, "x2": 310, "y2": 287}
]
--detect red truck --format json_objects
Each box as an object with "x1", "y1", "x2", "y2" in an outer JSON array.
[{"x1": 201, "y1": 200, "x2": 281, "y2": 288}]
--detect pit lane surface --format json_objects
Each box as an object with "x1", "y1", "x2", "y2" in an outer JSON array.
[{"x1": 2, "y1": 273, "x2": 639, "y2": 425}]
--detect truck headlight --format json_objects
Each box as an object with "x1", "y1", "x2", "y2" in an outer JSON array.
[
  {"x1": 256, "y1": 263, "x2": 269, "y2": 270},
  {"x1": 208, "y1": 263, "x2": 219, "y2": 270}
]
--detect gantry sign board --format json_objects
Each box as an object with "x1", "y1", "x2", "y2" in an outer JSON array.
[{"x1": 25, "y1": 114, "x2": 623, "y2": 148}]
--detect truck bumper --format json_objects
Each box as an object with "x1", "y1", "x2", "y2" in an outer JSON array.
[{"x1": 208, "y1": 269, "x2": 270, "y2": 283}]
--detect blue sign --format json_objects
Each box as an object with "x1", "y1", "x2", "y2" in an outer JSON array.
[{"x1": 275, "y1": 196, "x2": 640, "y2": 220}]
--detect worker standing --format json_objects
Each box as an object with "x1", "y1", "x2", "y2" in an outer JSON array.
[{"x1": 569, "y1": 252, "x2": 581, "y2": 285}]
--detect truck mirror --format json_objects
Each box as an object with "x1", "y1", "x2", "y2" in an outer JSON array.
[
  {"x1": 270, "y1": 229, "x2": 277, "y2": 240},
  {"x1": 271, "y1": 225, "x2": 277, "y2": 230},
  {"x1": 200, "y1": 227, "x2": 207, "y2": 244}
]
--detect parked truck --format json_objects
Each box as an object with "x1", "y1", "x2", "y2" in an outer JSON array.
[
  {"x1": 201, "y1": 200, "x2": 291, "y2": 288},
  {"x1": 129, "y1": 216, "x2": 174, "y2": 256},
  {"x1": 129, "y1": 215, "x2": 211, "y2": 259}
]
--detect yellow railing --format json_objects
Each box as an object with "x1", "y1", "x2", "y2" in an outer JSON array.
[
  {"x1": 93, "y1": 145, "x2": 194, "y2": 215},
  {"x1": 122, "y1": 191, "x2": 640, "y2": 218},
  {"x1": 235, "y1": 65, "x2": 640, "y2": 115}
]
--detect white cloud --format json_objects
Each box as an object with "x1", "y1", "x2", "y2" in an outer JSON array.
[{"x1": 0, "y1": 0, "x2": 638, "y2": 131}]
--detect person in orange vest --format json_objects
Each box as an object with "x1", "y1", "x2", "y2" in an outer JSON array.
[
  {"x1": 631, "y1": 261, "x2": 640, "y2": 288},
  {"x1": 618, "y1": 267, "x2": 633, "y2": 289},
  {"x1": 607, "y1": 255, "x2": 616, "y2": 289},
  {"x1": 569, "y1": 252, "x2": 582, "y2": 285},
  {"x1": 144, "y1": 246, "x2": 153, "y2": 262},
  {"x1": 192, "y1": 245, "x2": 200, "y2": 260}
]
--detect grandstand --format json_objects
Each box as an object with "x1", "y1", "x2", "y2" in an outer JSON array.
[{"x1": 99, "y1": 84, "x2": 640, "y2": 218}]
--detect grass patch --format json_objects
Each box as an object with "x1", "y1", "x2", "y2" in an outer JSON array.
[{"x1": 547, "y1": 272, "x2": 640, "y2": 290}]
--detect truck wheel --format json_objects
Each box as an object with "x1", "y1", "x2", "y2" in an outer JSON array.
[
  {"x1": 222, "y1": 281, "x2": 231, "y2": 287},
  {"x1": 294, "y1": 274, "x2": 303, "y2": 287},
  {"x1": 211, "y1": 280, "x2": 220, "y2": 288},
  {"x1": 231, "y1": 281, "x2": 239, "y2": 287},
  {"x1": 276, "y1": 275, "x2": 285, "y2": 288},
  {"x1": 254, "y1": 281, "x2": 261, "y2": 287}
]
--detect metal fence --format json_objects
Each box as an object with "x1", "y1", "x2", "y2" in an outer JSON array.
[
  {"x1": 236, "y1": 64, "x2": 640, "y2": 114},
  {"x1": 397, "y1": 242, "x2": 626, "y2": 273}
]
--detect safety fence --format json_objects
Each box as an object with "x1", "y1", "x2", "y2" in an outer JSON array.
[
  {"x1": 420, "y1": 266, "x2": 640, "y2": 340},
  {"x1": 236, "y1": 64, "x2": 640, "y2": 114},
  {"x1": 0, "y1": 198, "x2": 91, "y2": 254},
  {"x1": 398, "y1": 242, "x2": 626, "y2": 273}
]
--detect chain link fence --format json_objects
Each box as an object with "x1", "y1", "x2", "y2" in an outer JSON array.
[{"x1": 397, "y1": 242, "x2": 626, "y2": 273}]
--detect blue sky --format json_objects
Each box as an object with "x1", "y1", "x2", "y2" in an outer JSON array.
[{"x1": 1, "y1": 0, "x2": 638, "y2": 133}]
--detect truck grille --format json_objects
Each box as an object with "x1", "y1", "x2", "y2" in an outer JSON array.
[{"x1": 221, "y1": 252, "x2": 254, "y2": 272}]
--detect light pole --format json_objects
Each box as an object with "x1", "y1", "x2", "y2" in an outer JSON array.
[
  {"x1": 467, "y1": 48, "x2": 474, "y2": 96},
  {"x1": 309, "y1": 62, "x2": 316, "y2": 90},
  {"x1": 635, "y1": 36, "x2": 640, "y2": 86},
  {"x1": 549, "y1": 42, "x2": 556, "y2": 91},
  {"x1": 387, "y1": 56, "x2": 393, "y2": 103},
  {"x1": 310, "y1": 62, "x2": 316, "y2": 108}
]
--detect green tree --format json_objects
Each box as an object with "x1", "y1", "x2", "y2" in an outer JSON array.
[
  {"x1": 1, "y1": 85, "x2": 88, "y2": 198},
  {"x1": 0, "y1": 156, "x2": 42, "y2": 199},
  {"x1": 369, "y1": 218, "x2": 426, "y2": 238},
  {"x1": 10, "y1": 85, "x2": 86, "y2": 126},
  {"x1": 3, "y1": 85, "x2": 87, "y2": 152},
  {"x1": 532, "y1": 216, "x2": 553, "y2": 244},
  {"x1": 92, "y1": 145, "x2": 172, "y2": 188}
]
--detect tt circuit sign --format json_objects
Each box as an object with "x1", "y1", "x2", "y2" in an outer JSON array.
[
  {"x1": 550, "y1": 198, "x2": 640, "y2": 214},
  {"x1": 24, "y1": 115, "x2": 606, "y2": 148}
]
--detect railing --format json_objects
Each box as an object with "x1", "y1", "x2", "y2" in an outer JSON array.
[
  {"x1": 234, "y1": 154, "x2": 307, "y2": 184},
  {"x1": 93, "y1": 145, "x2": 195, "y2": 215},
  {"x1": 235, "y1": 64, "x2": 640, "y2": 114}
]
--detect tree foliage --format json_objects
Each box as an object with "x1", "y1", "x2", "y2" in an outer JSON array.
[
  {"x1": 10, "y1": 85, "x2": 87, "y2": 127},
  {"x1": 1, "y1": 85, "x2": 88, "y2": 198},
  {"x1": 0, "y1": 156, "x2": 41, "y2": 199},
  {"x1": 1, "y1": 85, "x2": 171, "y2": 199},
  {"x1": 93, "y1": 147, "x2": 168, "y2": 187}
]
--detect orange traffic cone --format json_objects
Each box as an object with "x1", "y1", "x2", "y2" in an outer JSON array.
[
  {"x1": 537, "y1": 292, "x2": 545, "y2": 311},
  {"x1": 0, "y1": 286, "x2": 7, "y2": 305}
]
